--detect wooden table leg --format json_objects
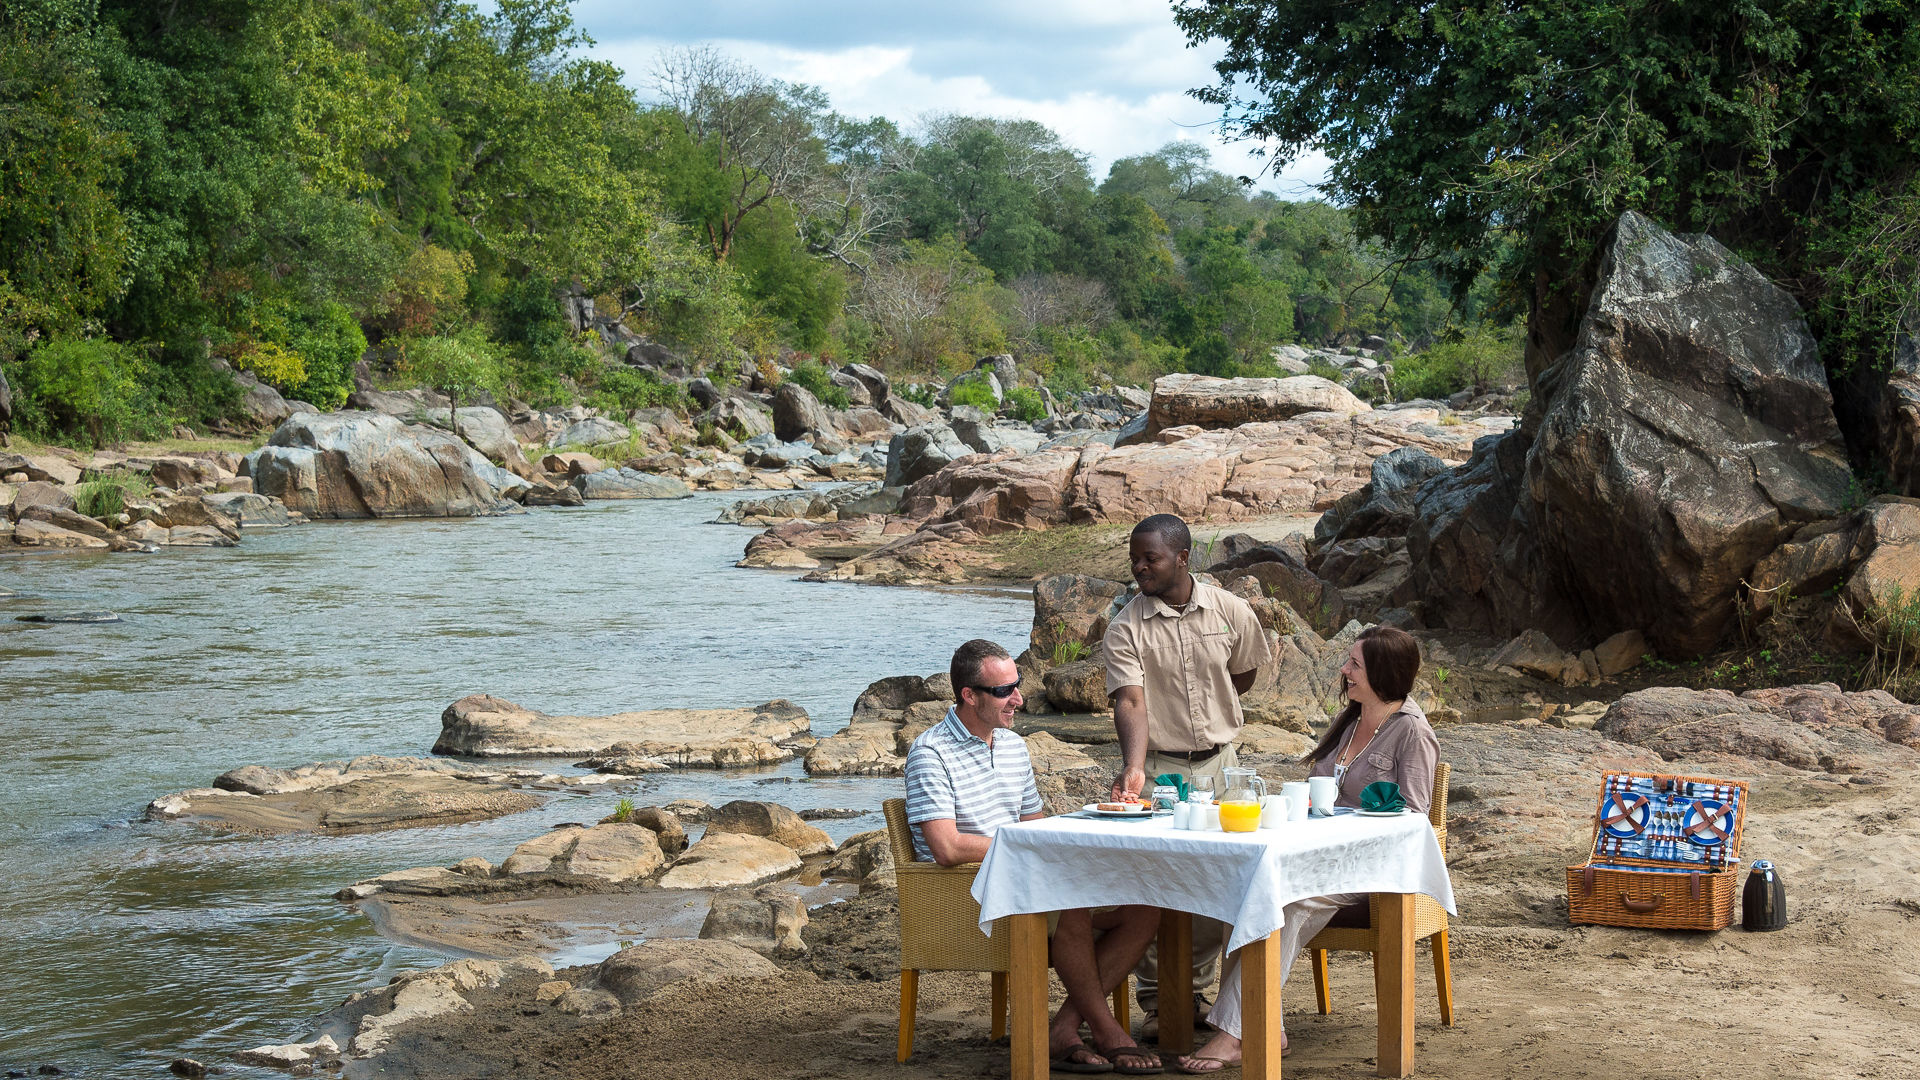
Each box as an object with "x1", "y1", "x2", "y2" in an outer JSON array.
[
  {"x1": 1157, "y1": 909, "x2": 1195, "y2": 1053},
  {"x1": 1375, "y1": 893, "x2": 1416, "y2": 1077},
  {"x1": 1241, "y1": 929, "x2": 1283, "y2": 1080},
  {"x1": 1010, "y1": 913, "x2": 1050, "y2": 1080}
]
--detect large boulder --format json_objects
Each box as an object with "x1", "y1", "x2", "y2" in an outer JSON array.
[
  {"x1": 842, "y1": 364, "x2": 891, "y2": 409},
  {"x1": 1313, "y1": 447, "x2": 1452, "y2": 547},
  {"x1": 656, "y1": 833, "x2": 802, "y2": 889},
  {"x1": 572, "y1": 467, "x2": 690, "y2": 500},
  {"x1": 701, "y1": 397, "x2": 774, "y2": 440},
  {"x1": 886, "y1": 423, "x2": 973, "y2": 487},
  {"x1": 1042, "y1": 658, "x2": 1110, "y2": 713},
  {"x1": 595, "y1": 940, "x2": 777, "y2": 1004},
  {"x1": 232, "y1": 369, "x2": 294, "y2": 429},
  {"x1": 700, "y1": 886, "x2": 809, "y2": 958},
  {"x1": 12, "y1": 518, "x2": 108, "y2": 549},
  {"x1": 1410, "y1": 211, "x2": 1852, "y2": 654},
  {"x1": 703, "y1": 800, "x2": 833, "y2": 856},
  {"x1": 950, "y1": 411, "x2": 1047, "y2": 455},
  {"x1": 8, "y1": 481, "x2": 78, "y2": 521},
  {"x1": 1030, "y1": 574, "x2": 1131, "y2": 660},
  {"x1": 772, "y1": 382, "x2": 834, "y2": 443},
  {"x1": 499, "y1": 823, "x2": 666, "y2": 881},
  {"x1": 549, "y1": 417, "x2": 631, "y2": 449},
  {"x1": 427, "y1": 406, "x2": 533, "y2": 475},
  {"x1": 1145, "y1": 373, "x2": 1368, "y2": 436},
  {"x1": 245, "y1": 412, "x2": 521, "y2": 518}
]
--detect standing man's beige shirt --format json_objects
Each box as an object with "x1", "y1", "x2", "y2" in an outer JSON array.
[
  {"x1": 1104, "y1": 576, "x2": 1267, "y2": 753},
  {"x1": 1104, "y1": 571, "x2": 1266, "y2": 1020}
]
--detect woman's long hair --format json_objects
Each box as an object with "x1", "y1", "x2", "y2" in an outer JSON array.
[{"x1": 1303, "y1": 625, "x2": 1421, "y2": 766}]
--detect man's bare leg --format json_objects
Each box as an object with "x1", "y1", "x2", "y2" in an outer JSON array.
[{"x1": 1052, "y1": 907, "x2": 1162, "y2": 1068}]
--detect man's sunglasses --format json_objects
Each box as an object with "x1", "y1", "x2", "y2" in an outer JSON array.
[{"x1": 970, "y1": 681, "x2": 1021, "y2": 699}]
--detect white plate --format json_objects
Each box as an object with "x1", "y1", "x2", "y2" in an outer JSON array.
[
  {"x1": 1080, "y1": 802, "x2": 1154, "y2": 817},
  {"x1": 1356, "y1": 808, "x2": 1410, "y2": 817}
]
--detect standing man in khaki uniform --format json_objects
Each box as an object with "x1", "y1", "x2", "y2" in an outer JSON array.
[{"x1": 1105, "y1": 512, "x2": 1267, "y2": 1037}]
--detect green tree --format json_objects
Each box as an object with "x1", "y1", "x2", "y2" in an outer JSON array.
[
  {"x1": 0, "y1": 22, "x2": 128, "y2": 341},
  {"x1": 1176, "y1": 0, "x2": 1920, "y2": 394},
  {"x1": 402, "y1": 330, "x2": 503, "y2": 436}
]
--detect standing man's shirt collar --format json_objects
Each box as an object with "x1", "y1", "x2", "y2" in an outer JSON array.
[{"x1": 1138, "y1": 574, "x2": 1216, "y2": 618}]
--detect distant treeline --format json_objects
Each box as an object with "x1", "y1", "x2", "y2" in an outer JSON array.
[{"x1": 0, "y1": 0, "x2": 1513, "y2": 446}]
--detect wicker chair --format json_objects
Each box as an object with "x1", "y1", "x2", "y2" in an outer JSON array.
[
  {"x1": 1304, "y1": 762, "x2": 1455, "y2": 1026},
  {"x1": 883, "y1": 798, "x2": 1129, "y2": 1062}
]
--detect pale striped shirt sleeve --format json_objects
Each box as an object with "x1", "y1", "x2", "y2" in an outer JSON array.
[{"x1": 903, "y1": 743, "x2": 955, "y2": 826}]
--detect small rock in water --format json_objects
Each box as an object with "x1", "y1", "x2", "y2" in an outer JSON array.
[
  {"x1": 15, "y1": 611, "x2": 120, "y2": 624},
  {"x1": 36, "y1": 1068, "x2": 61, "y2": 1076},
  {"x1": 169, "y1": 1060, "x2": 207, "y2": 1079}
]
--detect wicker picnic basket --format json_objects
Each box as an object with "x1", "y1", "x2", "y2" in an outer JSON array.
[{"x1": 1566, "y1": 770, "x2": 1748, "y2": 930}]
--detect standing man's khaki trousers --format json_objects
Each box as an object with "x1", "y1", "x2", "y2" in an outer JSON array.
[{"x1": 1132, "y1": 743, "x2": 1239, "y2": 1017}]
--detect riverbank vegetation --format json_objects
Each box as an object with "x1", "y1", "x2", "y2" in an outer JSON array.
[{"x1": 0, "y1": 0, "x2": 1513, "y2": 448}]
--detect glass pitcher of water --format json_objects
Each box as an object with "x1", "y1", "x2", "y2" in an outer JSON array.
[{"x1": 1219, "y1": 767, "x2": 1268, "y2": 832}]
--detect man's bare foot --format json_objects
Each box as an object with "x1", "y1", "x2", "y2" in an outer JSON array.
[{"x1": 1174, "y1": 1030, "x2": 1249, "y2": 1074}]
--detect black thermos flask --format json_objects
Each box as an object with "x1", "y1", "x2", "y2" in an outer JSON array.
[{"x1": 1741, "y1": 859, "x2": 1787, "y2": 931}]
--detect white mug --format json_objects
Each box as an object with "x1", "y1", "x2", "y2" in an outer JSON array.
[
  {"x1": 1202, "y1": 803, "x2": 1222, "y2": 831},
  {"x1": 1260, "y1": 794, "x2": 1294, "y2": 828},
  {"x1": 1308, "y1": 775, "x2": 1339, "y2": 817},
  {"x1": 1281, "y1": 781, "x2": 1310, "y2": 821}
]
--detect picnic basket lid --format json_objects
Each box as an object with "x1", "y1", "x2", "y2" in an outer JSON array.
[{"x1": 1586, "y1": 771, "x2": 1748, "y2": 868}]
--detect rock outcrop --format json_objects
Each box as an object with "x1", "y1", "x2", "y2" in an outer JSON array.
[
  {"x1": 145, "y1": 756, "x2": 549, "y2": 835},
  {"x1": 245, "y1": 412, "x2": 524, "y2": 518},
  {"x1": 1409, "y1": 211, "x2": 1852, "y2": 655},
  {"x1": 1144, "y1": 373, "x2": 1369, "y2": 437},
  {"x1": 434, "y1": 694, "x2": 813, "y2": 767}
]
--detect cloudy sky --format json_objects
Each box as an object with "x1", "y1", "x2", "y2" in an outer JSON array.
[{"x1": 569, "y1": 0, "x2": 1330, "y2": 196}]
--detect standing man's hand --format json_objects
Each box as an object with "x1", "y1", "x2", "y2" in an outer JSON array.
[{"x1": 1112, "y1": 765, "x2": 1147, "y2": 801}]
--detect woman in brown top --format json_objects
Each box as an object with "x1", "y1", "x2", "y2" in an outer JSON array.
[{"x1": 1176, "y1": 626, "x2": 1438, "y2": 1073}]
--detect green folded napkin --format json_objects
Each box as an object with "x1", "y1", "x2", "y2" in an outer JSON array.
[
  {"x1": 1361, "y1": 781, "x2": 1405, "y2": 813},
  {"x1": 1153, "y1": 773, "x2": 1190, "y2": 801}
]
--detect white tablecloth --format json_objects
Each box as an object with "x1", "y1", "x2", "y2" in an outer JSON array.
[{"x1": 972, "y1": 811, "x2": 1455, "y2": 955}]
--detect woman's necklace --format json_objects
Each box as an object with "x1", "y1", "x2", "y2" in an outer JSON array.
[{"x1": 1333, "y1": 704, "x2": 1400, "y2": 788}]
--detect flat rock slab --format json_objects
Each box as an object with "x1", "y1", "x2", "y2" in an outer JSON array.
[
  {"x1": 435, "y1": 694, "x2": 813, "y2": 767},
  {"x1": 145, "y1": 756, "x2": 569, "y2": 835}
]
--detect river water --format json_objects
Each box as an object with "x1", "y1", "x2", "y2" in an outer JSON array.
[{"x1": 0, "y1": 492, "x2": 1031, "y2": 1077}]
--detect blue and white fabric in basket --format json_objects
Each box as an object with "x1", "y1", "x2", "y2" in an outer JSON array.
[{"x1": 1591, "y1": 773, "x2": 1742, "y2": 868}]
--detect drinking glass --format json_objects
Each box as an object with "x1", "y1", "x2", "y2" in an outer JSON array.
[{"x1": 1190, "y1": 775, "x2": 1215, "y2": 804}]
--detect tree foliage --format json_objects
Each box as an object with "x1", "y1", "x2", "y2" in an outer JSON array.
[
  {"x1": 3, "y1": 2, "x2": 1524, "y2": 444},
  {"x1": 1174, "y1": 0, "x2": 1920, "y2": 393}
]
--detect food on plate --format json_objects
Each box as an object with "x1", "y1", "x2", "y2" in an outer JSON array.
[{"x1": 1097, "y1": 802, "x2": 1135, "y2": 813}]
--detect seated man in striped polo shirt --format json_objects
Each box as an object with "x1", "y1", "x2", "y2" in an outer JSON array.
[{"x1": 906, "y1": 638, "x2": 1164, "y2": 1074}]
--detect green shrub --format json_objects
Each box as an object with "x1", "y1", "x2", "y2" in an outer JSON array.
[
  {"x1": 75, "y1": 469, "x2": 150, "y2": 517},
  {"x1": 587, "y1": 365, "x2": 684, "y2": 416},
  {"x1": 401, "y1": 330, "x2": 506, "y2": 423},
  {"x1": 285, "y1": 301, "x2": 367, "y2": 409},
  {"x1": 947, "y1": 375, "x2": 998, "y2": 410},
  {"x1": 786, "y1": 359, "x2": 851, "y2": 409},
  {"x1": 1388, "y1": 323, "x2": 1524, "y2": 401},
  {"x1": 1004, "y1": 386, "x2": 1048, "y2": 423},
  {"x1": 13, "y1": 336, "x2": 167, "y2": 446},
  {"x1": 896, "y1": 382, "x2": 938, "y2": 407}
]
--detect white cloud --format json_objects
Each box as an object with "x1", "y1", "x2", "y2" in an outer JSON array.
[{"x1": 587, "y1": 27, "x2": 1336, "y2": 197}]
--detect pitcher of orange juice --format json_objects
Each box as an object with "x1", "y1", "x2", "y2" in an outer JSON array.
[{"x1": 1218, "y1": 767, "x2": 1267, "y2": 832}]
